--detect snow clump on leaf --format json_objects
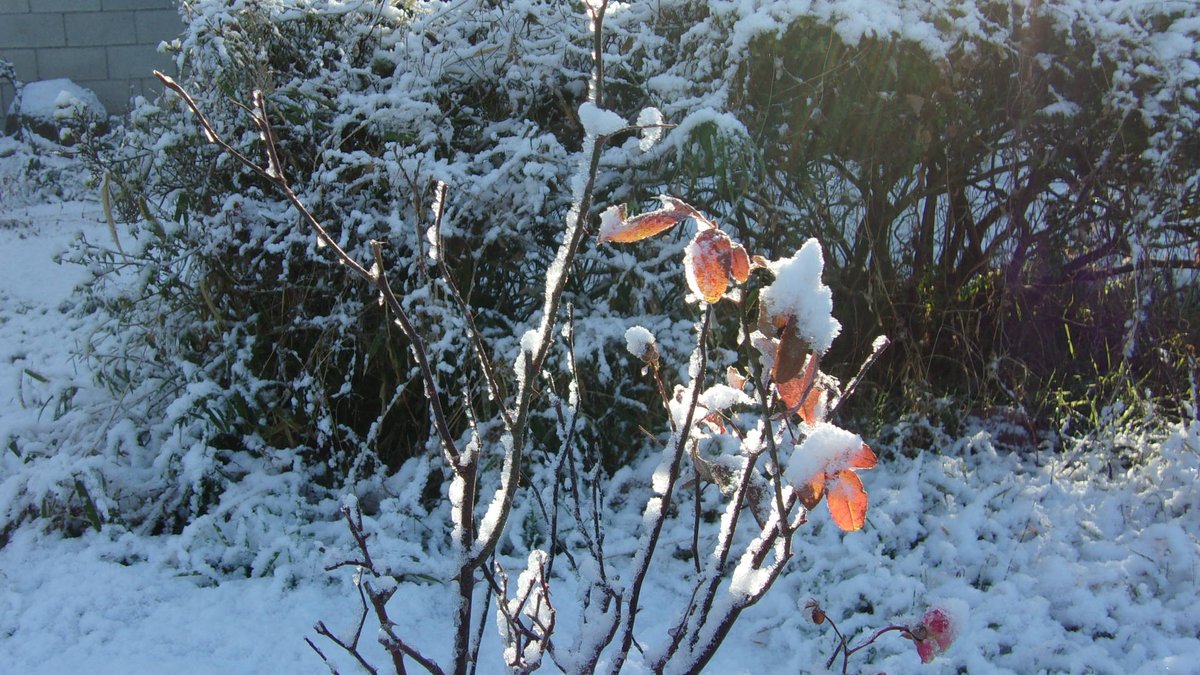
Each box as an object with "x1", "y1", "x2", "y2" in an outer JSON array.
[
  {"x1": 785, "y1": 422, "x2": 877, "y2": 531},
  {"x1": 760, "y1": 238, "x2": 841, "y2": 353},
  {"x1": 578, "y1": 102, "x2": 626, "y2": 137},
  {"x1": 624, "y1": 325, "x2": 658, "y2": 364},
  {"x1": 636, "y1": 106, "x2": 664, "y2": 151}
]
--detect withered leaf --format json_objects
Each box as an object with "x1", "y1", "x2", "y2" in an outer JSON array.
[
  {"x1": 798, "y1": 471, "x2": 826, "y2": 511},
  {"x1": 772, "y1": 318, "x2": 810, "y2": 385},
  {"x1": 686, "y1": 229, "x2": 732, "y2": 303}
]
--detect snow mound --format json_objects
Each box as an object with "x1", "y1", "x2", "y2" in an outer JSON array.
[{"x1": 10, "y1": 79, "x2": 107, "y2": 123}]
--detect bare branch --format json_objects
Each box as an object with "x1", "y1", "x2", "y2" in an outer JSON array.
[
  {"x1": 154, "y1": 71, "x2": 464, "y2": 471},
  {"x1": 429, "y1": 181, "x2": 513, "y2": 430},
  {"x1": 827, "y1": 335, "x2": 890, "y2": 418},
  {"x1": 606, "y1": 306, "x2": 713, "y2": 674}
]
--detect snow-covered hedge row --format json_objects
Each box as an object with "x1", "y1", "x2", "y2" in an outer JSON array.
[{"x1": 3, "y1": 0, "x2": 1196, "y2": 571}]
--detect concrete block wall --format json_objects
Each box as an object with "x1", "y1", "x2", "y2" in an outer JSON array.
[{"x1": 1, "y1": 0, "x2": 183, "y2": 117}]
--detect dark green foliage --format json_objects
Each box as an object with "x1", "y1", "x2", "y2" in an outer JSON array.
[{"x1": 70, "y1": 0, "x2": 1200, "y2": 539}]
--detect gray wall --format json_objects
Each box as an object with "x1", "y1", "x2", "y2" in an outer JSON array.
[{"x1": 1, "y1": 0, "x2": 183, "y2": 117}]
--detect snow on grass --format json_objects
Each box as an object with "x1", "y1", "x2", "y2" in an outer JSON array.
[
  {"x1": 0, "y1": 529, "x2": 367, "y2": 675},
  {"x1": 4, "y1": 409, "x2": 1198, "y2": 672}
]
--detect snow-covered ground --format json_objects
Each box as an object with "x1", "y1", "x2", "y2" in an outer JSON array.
[{"x1": 1, "y1": 151, "x2": 1199, "y2": 674}]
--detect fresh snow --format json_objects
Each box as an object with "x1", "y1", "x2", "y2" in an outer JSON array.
[
  {"x1": 3, "y1": 0, "x2": 1200, "y2": 667},
  {"x1": 577, "y1": 102, "x2": 626, "y2": 138},
  {"x1": 623, "y1": 325, "x2": 656, "y2": 360},
  {"x1": 635, "y1": 107, "x2": 665, "y2": 151},
  {"x1": 597, "y1": 203, "x2": 627, "y2": 244},
  {"x1": 785, "y1": 422, "x2": 866, "y2": 487},
  {"x1": 1, "y1": 191, "x2": 1198, "y2": 672},
  {"x1": 760, "y1": 238, "x2": 842, "y2": 354},
  {"x1": 7, "y1": 79, "x2": 106, "y2": 122}
]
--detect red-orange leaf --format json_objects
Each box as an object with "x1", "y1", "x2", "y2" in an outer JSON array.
[
  {"x1": 798, "y1": 471, "x2": 826, "y2": 510},
  {"x1": 686, "y1": 229, "x2": 732, "y2": 303},
  {"x1": 730, "y1": 242, "x2": 750, "y2": 283},
  {"x1": 797, "y1": 385, "x2": 823, "y2": 426},
  {"x1": 776, "y1": 376, "x2": 803, "y2": 412},
  {"x1": 599, "y1": 205, "x2": 687, "y2": 243},
  {"x1": 848, "y1": 443, "x2": 878, "y2": 470},
  {"x1": 826, "y1": 470, "x2": 868, "y2": 531}
]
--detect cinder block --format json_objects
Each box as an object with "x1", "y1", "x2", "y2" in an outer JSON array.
[
  {"x1": 101, "y1": 0, "x2": 177, "y2": 10},
  {"x1": 0, "y1": 14, "x2": 66, "y2": 48},
  {"x1": 81, "y1": 78, "x2": 138, "y2": 114},
  {"x1": 37, "y1": 47, "x2": 108, "y2": 81},
  {"x1": 35, "y1": 0, "x2": 102, "y2": 11},
  {"x1": 0, "y1": 49, "x2": 39, "y2": 83},
  {"x1": 0, "y1": 0, "x2": 31, "y2": 14},
  {"x1": 65, "y1": 11, "x2": 138, "y2": 47},
  {"x1": 135, "y1": 8, "x2": 183, "y2": 44},
  {"x1": 138, "y1": 73, "x2": 167, "y2": 101},
  {"x1": 105, "y1": 43, "x2": 170, "y2": 80}
]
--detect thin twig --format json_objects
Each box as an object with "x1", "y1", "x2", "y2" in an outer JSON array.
[
  {"x1": 305, "y1": 636, "x2": 341, "y2": 675},
  {"x1": 154, "y1": 71, "x2": 463, "y2": 470},
  {"x1": 827, "y1": 335, "x2": 890, "y2": 418},
  {"x1": 429, "y1": 181, "x2": 513, "y2": 430},
  {"x1": 607, "y1": 306, "x2": 713, "y2": 675}
]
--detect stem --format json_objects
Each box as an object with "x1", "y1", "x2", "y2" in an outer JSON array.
[
  {"x1": 607, "y1": 307, "x2": 713, "y2": 674},
  {"x1": 654, "y1": 447, "x2": 763, "y2": 670},
  {"x1": 429, "y1": 181, "x2": 513, "y2": 430},
  {"x1": 681, "y1": 492, "x2": 798, "y2": 673}
]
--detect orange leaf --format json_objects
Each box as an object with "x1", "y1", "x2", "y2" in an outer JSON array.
[
  {"x1": 848, "y1": 443, "x2": 877, "y2": 470},
  {"x1": 797, "y1": 386, "x2": 823, "y2": 426},
  {"x1": 600, "y1": 208, "x2": 686, "y2": 243},
  {"x1": 729, "y1": 242, "x2": 750, "y2": 283},
  {"x1": 798, "y1": 472, "x2": 826, "y2": 510},
  {"x1": 826, "y1": 470, "x2": 868, "y2": 531},
  {"x1": 772, "y1": 318, "x2": 808, "y2": 384},
  {"x1": 686, "y1": 229, "x2": 732, "y2": 303},
  {"x1": 775, "y1": 376, "x2": 803, "y2": 411},
  {"x1": 777, "y1": 379, "x2": 823, "y2": 420}
]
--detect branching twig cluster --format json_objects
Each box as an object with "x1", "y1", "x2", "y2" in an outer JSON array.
[
  {"x1": 156, "y1": 1, "x2": 888, "y2": 672},
  {"x1": 308, "y1": 502, "x2": 444, "y2": 675}
]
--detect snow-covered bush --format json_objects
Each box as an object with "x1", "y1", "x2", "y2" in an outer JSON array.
[
  {"x1": 5, "y1": 0, "x2": 1196, "y2": 574},
  {"x1": 0, "y1": 63, "x2": 100, "y2": 206},
  {"x1": 155, "y1": 22, "x2": 898, "y2": 663}
]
